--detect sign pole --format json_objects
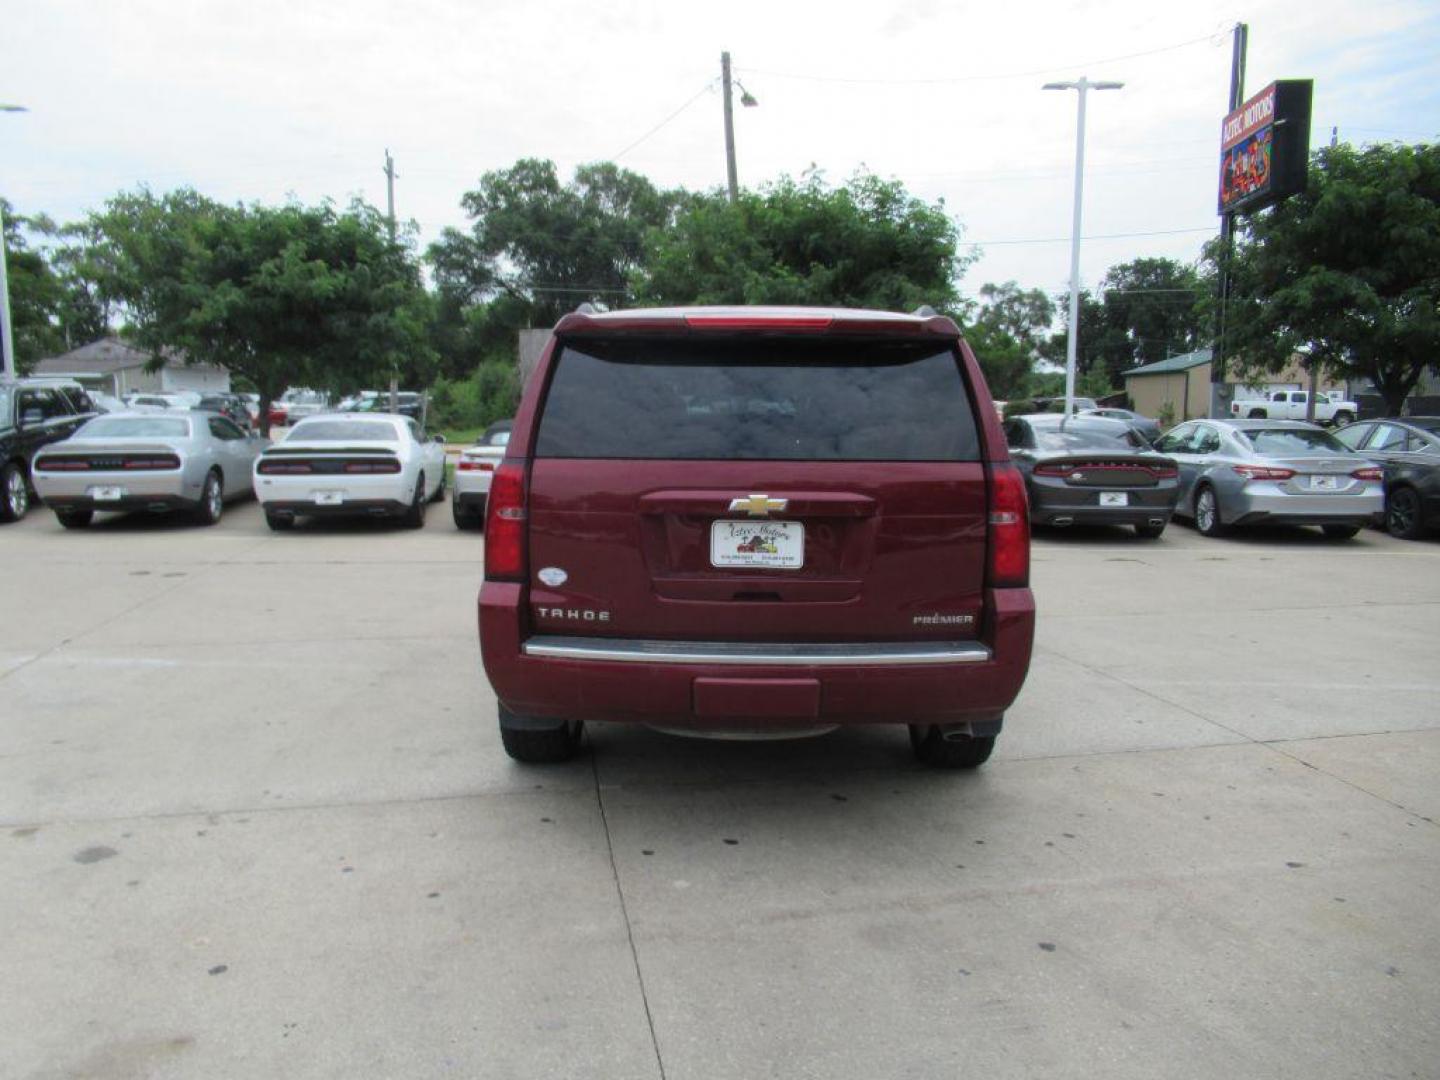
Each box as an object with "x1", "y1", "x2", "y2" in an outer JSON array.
[{"x1": 1211, "y1": 22, "x2": 1247, "y2": 414}]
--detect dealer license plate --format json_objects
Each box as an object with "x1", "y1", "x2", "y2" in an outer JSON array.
[
  {"x1": 1309, "y1": 475, "x2": 1338, "y2": 491},
  {"x1": 88, "y1": 486, "x2": 125, "y2": 501},
  {"x1": 710, "y1": 520, "x2": 804, "y2": 569},
  {"x1": 1099, "y1": 491, "x2": 1129, "y2": 507},
  {"x1": 312, "y1": 490, "x2": 345, "y2": 506}
]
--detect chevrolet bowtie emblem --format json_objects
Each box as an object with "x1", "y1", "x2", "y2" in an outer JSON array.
[{"x1": 729, "y1": 493, "x2": 788, "y2": 517}]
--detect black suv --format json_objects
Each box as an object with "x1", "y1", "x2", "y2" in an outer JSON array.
[{"x1": 1, "y1": 378, "x2": 99, "y2": 522}]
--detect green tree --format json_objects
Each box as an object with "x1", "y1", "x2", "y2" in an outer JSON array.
[
  {"x1": 1210, "y1": 141, "x2": 1440, "y2": 415},
  {"x1": 428, "y1": 159, "x2": 682, "y2": 376},
  {"x1": 1043, "y1": 258, "x2": 1205, "y2": 389},
  {"x1": 91, "y1": 189, "x2": 433, "y2": 434},
  {"x1": 635, "y1": 171, "x2": 972, "y2": 311},
  {"x1": 962, "y1": 282, "x2": 1055, "y2": 399},
  {"x1": 1, "y1": 199, "x2": 66, "y2": 368}
]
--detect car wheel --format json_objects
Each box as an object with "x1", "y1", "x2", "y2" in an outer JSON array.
[
  {"x1": 1332, "y1": 411, "x2": 1354, "y2": 427},
  {"x1": 1385, "y1": 485, "x2": 1424, "y2": 540},
  {"x1": 431, "y1": 466, "x2": 447, "y2": 502},
  {"x1": 265, "y1": 510, "x2": 295, "y2": 531},
  {"x1": 0, "y1": 462, "x2": 29, "y2": 522},
  {"x1": 1194, "y1": 485, "x2": 1226, "y2": 537},
  {"x1": 1134, "y1": 522, "x2": 1166, "y2": 539},
  {"x1": 193, "y1": 470, "x2": 224, "y2": 526},
  {"x1": 908, "y1": 725, "x2": 996, "y2": 769},
  {"x1": 499, "y1": 707, "x2": 584, "y2": 764},
  {"x1": 1247, "y1": 409, "x2": 1266, "y2": 419},
  {"x1": 1322, "y1": 523, "x2": 1361, "y2": 540},
  {"x1": 56, "y1": 508, "x2": 94, "y2": 529},
  {"x1": 452, "y1": 498, "x2": 483, "y2": 530},
  {"x1": 401, "y1": 475, "x2": 427, "y2": 528}
]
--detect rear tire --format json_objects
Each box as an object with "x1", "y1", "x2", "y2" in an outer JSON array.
[
  {"x1": 192, "y1": 471, "x2": 223, "y2": 526},
  {"x1": 0, "y1": 462, "x2": 29, "y2": 522},
  {"x1": 909, "y1": 725, "x2": 996, "y2": 769},
  {"x1": 452, "y1": 498, "x2": 484, "y2": 530},
  {"x1": 1194, "y1": 485, "x2": 1226, "y2": 537},
  {"x1": 499, "y1": 708, "x2": 584, "y2": 764},
  {"x1": 1332, "y1": 411, "x2": 1354, "y2": 427},
  {"x1": 56, "y1": 508, "x2": 93, "y2": 529},
  {"x1": 1134, "y1": 521, "x2": 1166, "y2": 539},
  {"x1": 401, "y1": 476, "x2": 426, "y2": 528},
  {"x1": 1322, "y1": 523, "x2": 1361, "y2": 540},
  {"x1": 1386, "y1": 485, "x2": 1424, "y2": 540},
  {"x1": 1247, "y1": 408, "x2": 1266, "y2": 419},
  {"x1": 265, "y1": 510, "x2": 295, "y2": 531}
]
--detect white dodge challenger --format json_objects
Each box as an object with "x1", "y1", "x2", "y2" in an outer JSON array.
[{"x1": 253, "y1": 413, "x2": 447, "y2": 530}]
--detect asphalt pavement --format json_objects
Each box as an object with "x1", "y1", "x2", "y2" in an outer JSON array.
[{"x1": 2, "y1": 502, "x2": 1437, "y2": 1079}]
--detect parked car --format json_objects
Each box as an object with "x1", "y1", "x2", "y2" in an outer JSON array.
[
  {"x1": 1, "y1": 376, "x2": 99, "y2": 522},
  {"x1": 355, "y1": 391, "x2": 423, "y2": 420},
  {"x1": 197, "y1": 393, "x2": 254, "y2": 430},
  {"x1": 32, "y1": 411, "x2": 266, "y2": 527},
  {"x1": 1332, "y1": 417, "x2": 1440, "y2": 539},
  {"x1": 271, "y1": 388, "x2": 329, "y2": 427},
  {"x1": 1079, "y1": 407, "x2": 1163, "y2": 444},
  {"x1": 477, "y1": 305, "x2": 1035, "y2": 769},
  {"x1": 1231, "y1": 389, "x2": 1358, "y2": 427},
  {"x1": 1154, "y1": 419, "x2": 1382, "y2": 538},
  {"x1": 253, "y1": 413, "x2": 447, "y2": 530},
  {"x1": 452, "y1": 420, "x2": 512, "y2": 529},
  {"x1": 125, "y1": 392, "x2": 190, "y2": 410},
  {"x1": 1004, "y1": 415, "x2": 1179, "y2": 538}
]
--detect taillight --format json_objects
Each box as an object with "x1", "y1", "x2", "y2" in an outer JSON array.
[
  {"x1": 1351, "y1": 467, "x2": 1382, "y2": 481},
  {"x1": 987, "y1": 462, "x2": 1030, "y2": 588},
  {"x1": 258, "y1": 461, "x2": 313, "y2": 475},
  {"x1": 457, "y1": 459, "x2": 495, "y2": 472},
  {"x1": 1033, "y1": 463, "x2": 1072, "y2": 477},
  {"x1": 1150, "y1": 465, "x2": 1178, "y2": 479},
  {"x1": 343, "y1": 461, "x2": 401, "y2": 474},
  {"x1": 684, "y1": 314, "x2": 833, "y2": 331},
  {"x1": 1233, "y1": 465, "x2": 1296, "y2": 481},
  {"x1": 484, "y1": 462, "x2": 527, "y2": 581},
  {"x1": 35, "y1": 457, "x2": 86, "y2": 471},
  {"x1": 123, "y1": 456, "x2": 181, "y2": 470}
]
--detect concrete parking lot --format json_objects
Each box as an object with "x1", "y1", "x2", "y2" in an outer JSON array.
[{"x1": 2, "y1": 502, "x2": 1438, "y2": 1080}]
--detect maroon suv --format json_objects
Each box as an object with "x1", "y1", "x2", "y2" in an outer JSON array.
[{"x1": 478, "y1": 306, "x2": 1035, "y2": 768}]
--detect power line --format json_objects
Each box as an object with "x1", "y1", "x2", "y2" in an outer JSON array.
[
  {"x1": 965, "y1": 226, "x2": 1215, "y2": 246},
  {"x1": 611, "y1": 82, "x2": 716, "y2": 161},
  {"x1": 742, "y1": 29, "x2": 1224, "y2": 86}
]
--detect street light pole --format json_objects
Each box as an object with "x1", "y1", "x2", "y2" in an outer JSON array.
[
  {"x1": 0, "y1": 103, "x2": 27, "y2": 380},
  {"x1": 720, "y1": 52, "x2": 759, "y2": 202},
  {"x1": 1043, "y1": 78, "x2": 1122, "y2": 419}
]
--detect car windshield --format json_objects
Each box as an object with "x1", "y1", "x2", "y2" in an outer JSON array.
[
  {"x1": 78, "y1": 416, "x2": 191, "y2": 438},
  {"x1": 289, "y1": 420, "x2": 398, "y2": 441},
  {"x1": 1035, "y1": 430, "x2": 1132, "y2": 452},
  {"x1": 485, "y1": 431, "x2": 510, "y2": 447},
  {"x1": 0, "y1": 386, "x2": 11, "y2": 424},
  {"x1": 1240, "y1": 427, "x2": 1348, "y2": 454},
  {"x1": 1409, "y1": 418, "x2": 1440, "y2": 435}
]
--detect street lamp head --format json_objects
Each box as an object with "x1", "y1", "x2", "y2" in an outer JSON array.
[
  {"x1": 0, "y1": 104, "x2": 29, "y2": 113},
  {"x1": 737, "y1": 82, "x2": 759, "y2": 108},
  {"x1": 1093, "y1": 81, "x2": 1125, "y2": 91},
  {"x1": 1042, "y1": 82, "x2": 1076, "y2": 91}
]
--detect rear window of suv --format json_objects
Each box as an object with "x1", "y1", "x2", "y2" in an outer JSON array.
[{"x1": 535, "y1": 338, "x2": 980, "y2": 461}]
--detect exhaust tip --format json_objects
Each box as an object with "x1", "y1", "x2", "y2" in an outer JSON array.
[{"x1": 1052, "y1": 516, "x2": 1073, "y2": 527}]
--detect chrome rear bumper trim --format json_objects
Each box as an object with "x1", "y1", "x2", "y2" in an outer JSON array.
[{"x1": 522, "y1": 636, "x2": 992, "y2": 666}]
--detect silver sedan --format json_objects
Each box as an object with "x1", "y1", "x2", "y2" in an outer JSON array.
[
  {"x1": 1153, "y1": 418, "x2": 1383, "y2": 539},
  {"x1": 32, "y1": 411, "x2": 268, "y2": 528}
]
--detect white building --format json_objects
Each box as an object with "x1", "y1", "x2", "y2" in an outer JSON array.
[{"x1": 30, "y1": 338, "x2": 231, "y2": 397}]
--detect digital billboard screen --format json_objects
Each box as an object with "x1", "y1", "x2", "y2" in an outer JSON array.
[{"x1": 1218, "y1": 80, "x2": 1313, "y2": 215}]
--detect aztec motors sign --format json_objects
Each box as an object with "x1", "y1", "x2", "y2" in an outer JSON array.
[{"x1": 1219, "y1": 79, "x2": 1314, "y2": 215}]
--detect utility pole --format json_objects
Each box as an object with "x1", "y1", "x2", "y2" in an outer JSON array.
[
  {"x1": 1211, "y1": 21, "x2": 1248, "y2": 416},
  {"x1": 1044, "y1": 77, "x2": 1124, "y2": 421},
  {"x1": 721, "y1": 51, "x2": 739, "y2": 202},
  {"x1": 383, "y1": 149, "x2": 399, "y2": 413},
  {"x1": 0, "y1": 103, "x2": 27, "y2": 380}
]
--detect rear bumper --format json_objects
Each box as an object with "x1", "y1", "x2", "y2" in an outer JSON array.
[
  {"x1": 1227, "y1": 486, "x2": 1383, "y2": 526},
  {"x1": 263, "y1": 499, "x2": 408, "y2": 517},
  {"x1": 453, "y1": 471, "x2": 494, "y2": 499},
  {"x1": 35, "y1": 470, "x2": 201, "y2": 511},
  {"x1": 478, "y1": 583, "x2": 1035, "y2": 728},
  {"x1": 1029, "y1": 479, "x2": 1177, "y2": 527}
]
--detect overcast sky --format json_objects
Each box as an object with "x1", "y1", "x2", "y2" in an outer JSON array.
[{"x1": 4, "y1": 0, "x2": 1438, "y2": 306}]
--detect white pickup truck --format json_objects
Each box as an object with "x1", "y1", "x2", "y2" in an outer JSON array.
[{"x1": 1231, "y1": 389, "x2": 1358, "y2": 426}]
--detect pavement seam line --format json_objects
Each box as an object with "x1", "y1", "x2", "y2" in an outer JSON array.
[
  {"x1": 590, "y1": 742, "x2": 668, "y2": 1080},
  {"x1": 1040, "y1": 643, "x2": 1440, "y2": 828}
]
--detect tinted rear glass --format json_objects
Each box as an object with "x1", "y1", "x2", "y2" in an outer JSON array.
[
  {"x1": 80, "y1": 417, "x2": 191, "y2": 438},
  {"x1": 536, "y1": 339, "x2": 979, "y2": 461},
  {"x1": 289, "y1": 420, "x2": 398, "y2": 441},
  {"x1": 1239, "y1": 428, "x2": 1347, "y2": 454}
]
